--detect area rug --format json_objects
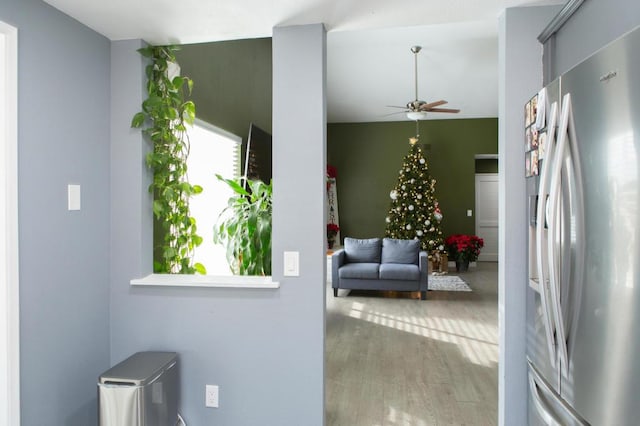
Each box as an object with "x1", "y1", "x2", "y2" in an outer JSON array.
[{"x1": 429, "y1": 275, "x2": 472, "y2": 292}]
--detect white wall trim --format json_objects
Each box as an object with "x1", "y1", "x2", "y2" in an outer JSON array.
[
  {"x1": 0, "y1": 20, "x2": 20, "y2": 426},
  {"x1": 474, "y1": 154, "x2": 499, "y2": 160},
  {"x1": 130, "y1": 274, "x2": 279, "y2": 288}
]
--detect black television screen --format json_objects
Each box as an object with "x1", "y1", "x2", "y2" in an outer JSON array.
[{"x1": 243, "y1": 123, "x2": 272, "y2": 184}]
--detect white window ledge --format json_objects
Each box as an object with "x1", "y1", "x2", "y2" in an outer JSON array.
[{"x1": 130, "y1": 274, "x2": 280, "y2": 288}]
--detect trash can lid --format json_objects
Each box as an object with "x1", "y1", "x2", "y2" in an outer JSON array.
[{"x1": 99, "y1": 351, "x2": 177, "y2": 386}]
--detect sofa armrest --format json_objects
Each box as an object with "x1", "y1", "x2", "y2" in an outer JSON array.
[
  {"x1": 419, "y1": 251, "x2": 429, "y2": 292},
  {"x1": 331, "y1": 249, "x2": 345, "y2": 288}
]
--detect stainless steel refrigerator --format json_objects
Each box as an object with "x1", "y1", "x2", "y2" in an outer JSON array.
[{"x1": 526, "y1": 25, "x2": 640, "y2": 425}]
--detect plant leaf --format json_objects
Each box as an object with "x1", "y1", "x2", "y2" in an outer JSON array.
[
  {"x1": 194, "y1": 262, "x2": 207, "y2": 275},
  {"x1": 131, "y1": 112, "x2": 145, "y2": 128}
]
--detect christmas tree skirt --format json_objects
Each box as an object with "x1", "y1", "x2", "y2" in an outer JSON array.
[{"x1": 429, "y1": 275, "x2": 472, "y2": 292}]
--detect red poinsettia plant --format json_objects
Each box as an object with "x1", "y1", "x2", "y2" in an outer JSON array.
[
  {"x1": 327, "y1": 223, "x2": 340, "y2": 238},
  {"x1": 327, "y1": 165, "x2": 338, "y2": 191},
  {"x1": 445, "y1": 234, "x2": 484, "y2": 263},
  {"x1": 327, "y1": 165, "x2": 337, "y2": 179}
]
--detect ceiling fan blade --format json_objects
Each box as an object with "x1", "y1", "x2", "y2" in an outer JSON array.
[
  {"x1": 427, "y1": 107, "x2": 460, "y2": 113},
  {"x1": 419, "y1": 100, "x2": 447, "y2": 110},
  {"x1": 386, "y1": 105, "x2": 409, "y2": 109},
  {"x1": 380, "y1": 110, "x2": 409, "y2": 117}
]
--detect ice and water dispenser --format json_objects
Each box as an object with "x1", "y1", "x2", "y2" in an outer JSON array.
[{"x1": 98, "y1": 351, "x2": 178, "y2": 426}]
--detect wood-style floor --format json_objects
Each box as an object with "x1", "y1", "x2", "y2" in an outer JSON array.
[{"x1": 326, "y1": 262, "x2": 498, "y2": 426}]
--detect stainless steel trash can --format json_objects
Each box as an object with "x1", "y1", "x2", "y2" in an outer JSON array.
[{"x1": 98, "y1": 351, "x2": 178, "y2": 426}]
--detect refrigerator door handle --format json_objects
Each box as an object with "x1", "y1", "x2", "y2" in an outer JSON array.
[
  {"x1": 536, "y1": 101, "x2": 560, "y2": 368},
  {"x1": 565, "y1": 94, "x2": 586, "y2": 364},
  {"x1": 548, "y1": 94, "x2": 572, "y2": 378},
  {"x1": 547, "y1": 98, "x2": 569, "y2": 373},
  {"x1": 528, "y1": 359, "x2": 590, "y2": 426},
  {"x1": 550, "y1": 93, "x2": 586, "y2": 379},
  {"x1": 529, "y1": 370, "x2": 562, "y2": 426}
]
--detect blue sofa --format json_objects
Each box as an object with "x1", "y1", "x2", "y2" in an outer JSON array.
[{"x1": 332, "y1": 237, "x2": 429, "y2": 300}]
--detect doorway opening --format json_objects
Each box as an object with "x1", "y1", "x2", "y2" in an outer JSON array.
[{"x1": 475, "y1": 156, "x2": 499, "y2": 262}]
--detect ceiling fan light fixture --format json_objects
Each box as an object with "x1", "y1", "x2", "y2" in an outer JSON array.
[{"x1": 407, "y1": 111, "x2": 428, "y2": 121}]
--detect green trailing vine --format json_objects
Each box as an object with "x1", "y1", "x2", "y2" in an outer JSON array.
[{"x1": 131, "y1": 45, "x2": 205, "y2": 274}]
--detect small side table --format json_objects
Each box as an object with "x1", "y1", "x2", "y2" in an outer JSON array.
[{"x1": 326, "y1": 246, "x2": 342, "y2": 282}]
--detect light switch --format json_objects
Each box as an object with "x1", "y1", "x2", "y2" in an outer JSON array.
[
  {"x1": 284, "y1": 251, "x2": 299, "y2": 276},
  {"x1": 467, "y1": 209, "x2": 473, "y2": 217},
  {"x1": 68, "y1": 184, "x2": 81, "y2": 211}
]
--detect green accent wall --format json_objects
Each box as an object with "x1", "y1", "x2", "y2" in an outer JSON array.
[
  {"x1": 176, "y1": 38, "x2": 272, "y2": 142},
  {"x1": 327, "y1": 118, "x2": 497, "y2": 241}
]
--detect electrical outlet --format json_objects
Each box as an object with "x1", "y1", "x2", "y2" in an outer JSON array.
[{"x1": 205, "y1": 384, "x2": 219, "y2": 408}]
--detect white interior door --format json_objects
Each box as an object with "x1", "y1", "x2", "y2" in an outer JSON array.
[{"x1": 475, "y1": 173, "x2": 498, "y2": 262}]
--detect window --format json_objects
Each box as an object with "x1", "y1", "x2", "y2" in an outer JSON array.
[{"x1": 186, "y1": 119, "x2": 240, "y2": 275}]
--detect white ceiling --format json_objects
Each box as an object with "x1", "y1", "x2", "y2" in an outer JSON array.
[
  {"x1": 327, "y1": 21, "x2": 499, "y2": 122},
  {"x1": 43, "y1": 0, "x2": 561, "y2": 123}
]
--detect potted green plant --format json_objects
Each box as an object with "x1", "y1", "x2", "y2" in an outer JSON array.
[
  {"x1": 213, "y1": 175, "x2": 272, "y2": 275},
  {"x1": 444, "y1": 234, "x2": 484, "y2": 272}
]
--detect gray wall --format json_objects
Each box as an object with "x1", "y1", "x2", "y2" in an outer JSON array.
[
  {"x1": 109, "y1": 24, "x2": 326, "y2": 425},
  {"x1": 0, "y1": 0, "x2": 111, "y2": 424},
  {"x1": 549, "y1": 0, "x2": 640, "y2": 79},
  {"x1": 498, "y1": 5, "x2": 561, "y2": 426}
]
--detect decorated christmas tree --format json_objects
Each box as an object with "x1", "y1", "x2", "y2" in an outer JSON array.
[{"x1": 385, "y1": 138, "x2": 445, "y2": 258}]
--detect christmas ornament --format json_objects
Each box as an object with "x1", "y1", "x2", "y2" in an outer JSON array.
[{"x1": 434, "y1": 202, "x2": 443, "y2": 221}]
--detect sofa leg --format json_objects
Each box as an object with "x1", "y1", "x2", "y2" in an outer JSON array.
[
  {"x1": 420, "y1": 291, "x2": 427, "y2": 300},
  {"x1": 333, "y1": 288, "x2": 338, "y2": 297}
]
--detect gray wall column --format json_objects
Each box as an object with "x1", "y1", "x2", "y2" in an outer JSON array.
[
  {"x1": 110, "y1": 39, "x2": 152, "y2": 284},
  {"x1": 498, "y1": 6, "x2": 560, "y2": 426},
  {"x1": 272, "y1": 23, "x2": 327, "y2": 425}
]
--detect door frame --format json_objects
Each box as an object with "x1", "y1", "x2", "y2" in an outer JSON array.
[
  {"x1": 475, "y1": 172, "x2": 499, "y2": 262},
  {"x1": 0, "y1": 20, "x2": 20, "y2": 426}
]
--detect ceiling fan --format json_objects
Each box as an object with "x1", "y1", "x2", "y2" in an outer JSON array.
[{"x1": 388, "y1": 46, "x2": 460, "y2": 120}]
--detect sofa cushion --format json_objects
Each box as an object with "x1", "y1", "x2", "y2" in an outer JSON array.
[
  {"x1": 339, "y1": 263, "x2": 380, "y2": 280},
  {"x1": 379, "y1": 263, "x2": 420, "y2": 281},
  {"x1": 381, "y1": 238, "x2": 419, "y2": 265},
  {"x1": 344, "y1": 237, "x2": 382, "y2": 263}
]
